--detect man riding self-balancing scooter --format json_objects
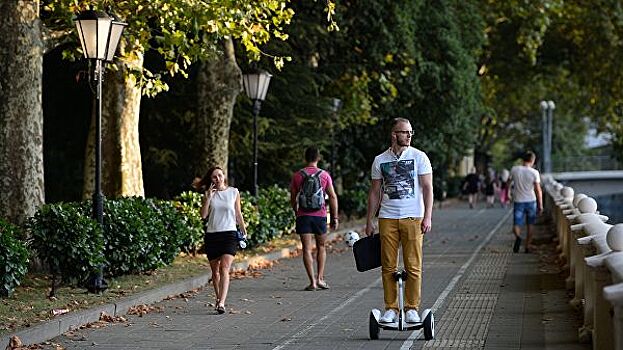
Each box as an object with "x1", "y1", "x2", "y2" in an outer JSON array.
[
  {"x1": 352, "y1": 233, "x2": 435, "y2": 340},
  {"x1": 357, "y1": 117, "x2": 436, "y2": 341}
]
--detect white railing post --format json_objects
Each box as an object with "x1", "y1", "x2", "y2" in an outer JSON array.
[
  {"x1": 546, "y1": 176, "x2": 621, "y2": 348},
  {"x1": 574, "y1": 207, "x2": 611, "y2": 343},
  {"x1": 604, "y1": 282, "x2": 623, "y2": 350},
  {"x1": 586, "y1": 250, "x2": 615, "y2": 350},
  {"x1": 604, "y1": 225, "x2": 623, "y2": 350}
]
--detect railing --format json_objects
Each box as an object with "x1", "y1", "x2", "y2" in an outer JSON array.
[
  {"x1": 544, "y1": 175, "x2": 623, "y2": 350},
  {"x1": 553, "y1": 155, "x2": 622, "y2": 172}
]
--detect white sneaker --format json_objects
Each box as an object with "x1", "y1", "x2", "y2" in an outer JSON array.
[
  {"x1": 379, "y1": 309, "x2": 397, "y2": 323},
  {"x1": 406, "y1": 309, "x2": 420, "y2": 323}
]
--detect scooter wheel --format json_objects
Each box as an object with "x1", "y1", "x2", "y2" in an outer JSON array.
[
  {"x1": 423, "y1": 311, "x2": 435, "y2": 340},
  {"x1": 369, "y1": 311, "x2": 380, "y2": 340}
]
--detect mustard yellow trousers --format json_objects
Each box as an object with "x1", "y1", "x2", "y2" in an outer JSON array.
[{"x1": 378, "y1": 217, "x2": 423, "y2": 311}]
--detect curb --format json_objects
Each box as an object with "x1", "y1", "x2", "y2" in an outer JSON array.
[{"x1": 0, "y1": 224, "x2": 364, "y2": 349}]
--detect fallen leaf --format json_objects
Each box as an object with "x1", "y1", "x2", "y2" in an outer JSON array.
[
  {"x1": 8, "y1": 335, "x2": 23, "y2": 348},
  {"x1": 51, "y1": 308, "x2": 70, "y2": 317}
]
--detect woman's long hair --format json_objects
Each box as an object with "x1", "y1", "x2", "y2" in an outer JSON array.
[{"x1": 192, "y1": 166, "x2": 224, "y2": 192}]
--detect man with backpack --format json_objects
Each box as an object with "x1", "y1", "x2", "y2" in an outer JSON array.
[{"x1": 290, "y1": 146, "x2": 339, "y2": 291}]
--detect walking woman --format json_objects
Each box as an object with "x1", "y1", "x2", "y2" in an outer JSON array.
[{"x1": 193, "y1": 166, "x2": 247, "y2": 314}]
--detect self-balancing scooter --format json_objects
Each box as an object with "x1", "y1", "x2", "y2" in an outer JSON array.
[
  {"x1": 351, "y1": 234, "x2": 435, "y2": 341},
  {"x1": 368, "y1": 270, "x2": 435, "y2": 340}
]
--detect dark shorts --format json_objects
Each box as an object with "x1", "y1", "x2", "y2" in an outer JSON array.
[
  {"x1": 513, "y1": 201, "x2": 537, "y2": 226},
  {"x1": 204, "y1": 230, "x2": 238, "y2": 261},
  {"x1": 296, "y1": 216, "x2": 327, "y2": 235}
]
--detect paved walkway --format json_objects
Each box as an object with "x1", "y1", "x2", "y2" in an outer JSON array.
[{"x1": 4, "y1": 203, "x2": 589, "y2": 349}]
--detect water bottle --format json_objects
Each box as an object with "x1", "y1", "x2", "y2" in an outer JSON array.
[{"x1": 236, "y1": 230, "x2": 247, "y2": 249}]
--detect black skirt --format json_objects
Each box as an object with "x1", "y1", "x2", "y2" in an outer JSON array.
[{"x1": 204, "y1": 230, "x2": 238, "y2": 261}]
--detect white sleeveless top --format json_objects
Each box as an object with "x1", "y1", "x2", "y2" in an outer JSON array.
[{"x1": 205, "y1": 187, "x2": 238, "y2": 233}]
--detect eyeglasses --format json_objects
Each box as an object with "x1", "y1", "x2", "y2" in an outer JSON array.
[{"x1": 393, "y1": 130, "x2": 414, "y2": 136}]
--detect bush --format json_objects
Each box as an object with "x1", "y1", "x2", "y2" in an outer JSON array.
[
  {"x1": 26, "y1": 186, "x2": 297, "y2": 281},
  {"x1": 341, "y1": 183, "x2": 369, "y2": 219},
  {"x1": 173, "y1": 191, "x2": 205, "y2": 254},
  {"x1": 188, "y1": 185, "x2": 294, "y2": 249},
  {"x1": 103, "y1": 197, "x2": 184, "y2": 276},
  {"x1": 153, "y1": 199, "x2": 195, "y2": 263},
  {"x1": 245, "y1": 185, "x2": 295, "y2": 247},
  {"x1": 0, "y1": 219, "x2": 29, "y2": 297},
  {"x1": 28, "y1": 203, "x2": 105, "y2": 285}
]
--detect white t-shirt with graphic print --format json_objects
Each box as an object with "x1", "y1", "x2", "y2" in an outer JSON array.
[{"x1": 371, "y1": 146, "x2": 432, "y2": 219}]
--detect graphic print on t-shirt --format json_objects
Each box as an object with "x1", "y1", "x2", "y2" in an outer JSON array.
[{"x1": 380, "y1": 160, "x2": 415, "y2": 199}]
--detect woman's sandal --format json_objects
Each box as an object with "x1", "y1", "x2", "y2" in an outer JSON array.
[
  {"x1": 217, "y1": 305, "x2": 226, "y2": 314},
  {"x1": 304, "y1": 285, "x2": 317, "y2": 291},
  {"x1": 317, "y1": 281, "x2": 330, "y2": 290}
]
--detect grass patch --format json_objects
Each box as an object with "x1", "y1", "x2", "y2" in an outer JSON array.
[{"x1": 0, "y1": 255, "x2": 210, "y2": 337}]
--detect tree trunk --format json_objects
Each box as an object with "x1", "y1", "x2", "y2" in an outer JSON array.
[
  {"x1": 196, "y1": 38, "x2": 242, "y2": 178},
  {"x1": 0, "y1": 1, "x2": 45, "y2": 225},
  {"x1": 83, "y1": 48, "x2": 145, "y2": 199}
]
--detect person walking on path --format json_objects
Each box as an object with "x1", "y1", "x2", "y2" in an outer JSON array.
[
  {"x1": 193, "y1": 166, "x2": 247, "y2": 314},
  {"x1": 498, "y1": 168, "x2": 510, "y2": 208},
  {"x1": 462, "y1": 169, "x2": 480, "y2": 209},
  {"x1": 509, "y1": 151, "x2": 542, "y2": 253},
  {"x1": 484, "y1": 171, "x2": 499, "y2": 208},
  {"x1": 290, "y1": 146, "x2": 339, "y2": 291},
  {"x1": 364, "y1": 117, "x2": 433, "y2": 324}
]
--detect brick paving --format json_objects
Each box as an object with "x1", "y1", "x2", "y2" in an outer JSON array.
[{"x1": 6, "y1": 202, "x2": 589, "y2": 349}]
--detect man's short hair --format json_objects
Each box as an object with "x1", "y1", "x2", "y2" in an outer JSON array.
[
  {"x1": 305, "y1": 146, "x2": 321, "y2": 163},
  {"x1": 390, "y1": 117, "x2": 411, "y2": 131},
  {"x1": 522, "y1": 151, "x2": 536, "y2": 162}
]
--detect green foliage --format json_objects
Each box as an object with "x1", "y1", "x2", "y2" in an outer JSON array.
[
  {"x1": 340, "y1": 183, "x2": 369, "y2": 220},
  {"x1": 404, "y1": 0, "x2": 484, "y2": 171},
  {"x1": 0, "y1": 219, "x2": 29, "y2": 297},
  {"x1": 28, "y1": 203, "x2": 104, "y2": 285},
  {"x1": 445, "y1": 176, "x2": 465, "y2": 198},
  {"x1": 177, "y1": 186, "x2": 295, "y2": 249},
  {"x1": 240, "y1": 192, "x2": 260, "y2": 245},
  {"x1": 230, "y1": 0, "x2": 485, "y2": 194},
  {"x1": 153, "y1": 199, "x2": 196, "y2": 261},
  {"x1": 241, "y1": 186, "x2": 295, "y2": 247},
  {"x1": 478, "y1": 0, "x2": 623, "y2": 165},
  {"x1": 27, "y1": 197, "x2": 200, "y2": 282},
  {"x1": 42, "y1": 0, "x2": 309, "y2": 96},
  {"x1": 172, "y1": 191, "x2": 205, "y2": 254},
  {"x1": 102, "y1": 197, "x2": 187, "y2": 276}
]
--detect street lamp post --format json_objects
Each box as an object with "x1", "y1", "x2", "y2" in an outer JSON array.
[
  {"x1": 539, "y1": 100, "x2": 555, "y2": 173},
  {"x1": 242, "y1": 71, "x2": 272, "y2": 197},
  {"x1": 329, "y1": 98, "x2": 342, "y2": 174},
  {"x1": 74, "y1": 10, "x2": 126, "y2": 293}
]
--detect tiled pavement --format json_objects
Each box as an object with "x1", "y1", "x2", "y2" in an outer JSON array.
[{"x1": 2, "y1": 203, "x2": 590, "y2": 349}]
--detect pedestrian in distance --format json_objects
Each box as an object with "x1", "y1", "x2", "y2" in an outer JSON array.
[
  {"x1": 484, "y1": 171, "x2": 499, "y2": 208},
  {"x1": 290, "y1": 146, "x2": 339, "y2": 291},
  {"x1": 509, "y1": 151, "x2": 543, "y2": 253},
  {"x1": 462, "y1": 168, "x2": 480, "y2": 209},
  {"x1": 498, "y1": 168, "x2": 510, "y2": 208},
  {"x1": 364, "y1": 117, "x2": 434, "y2": 324},
  {"x1": 193, "y1": 166, "x2": 247, "y2": 314}
]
